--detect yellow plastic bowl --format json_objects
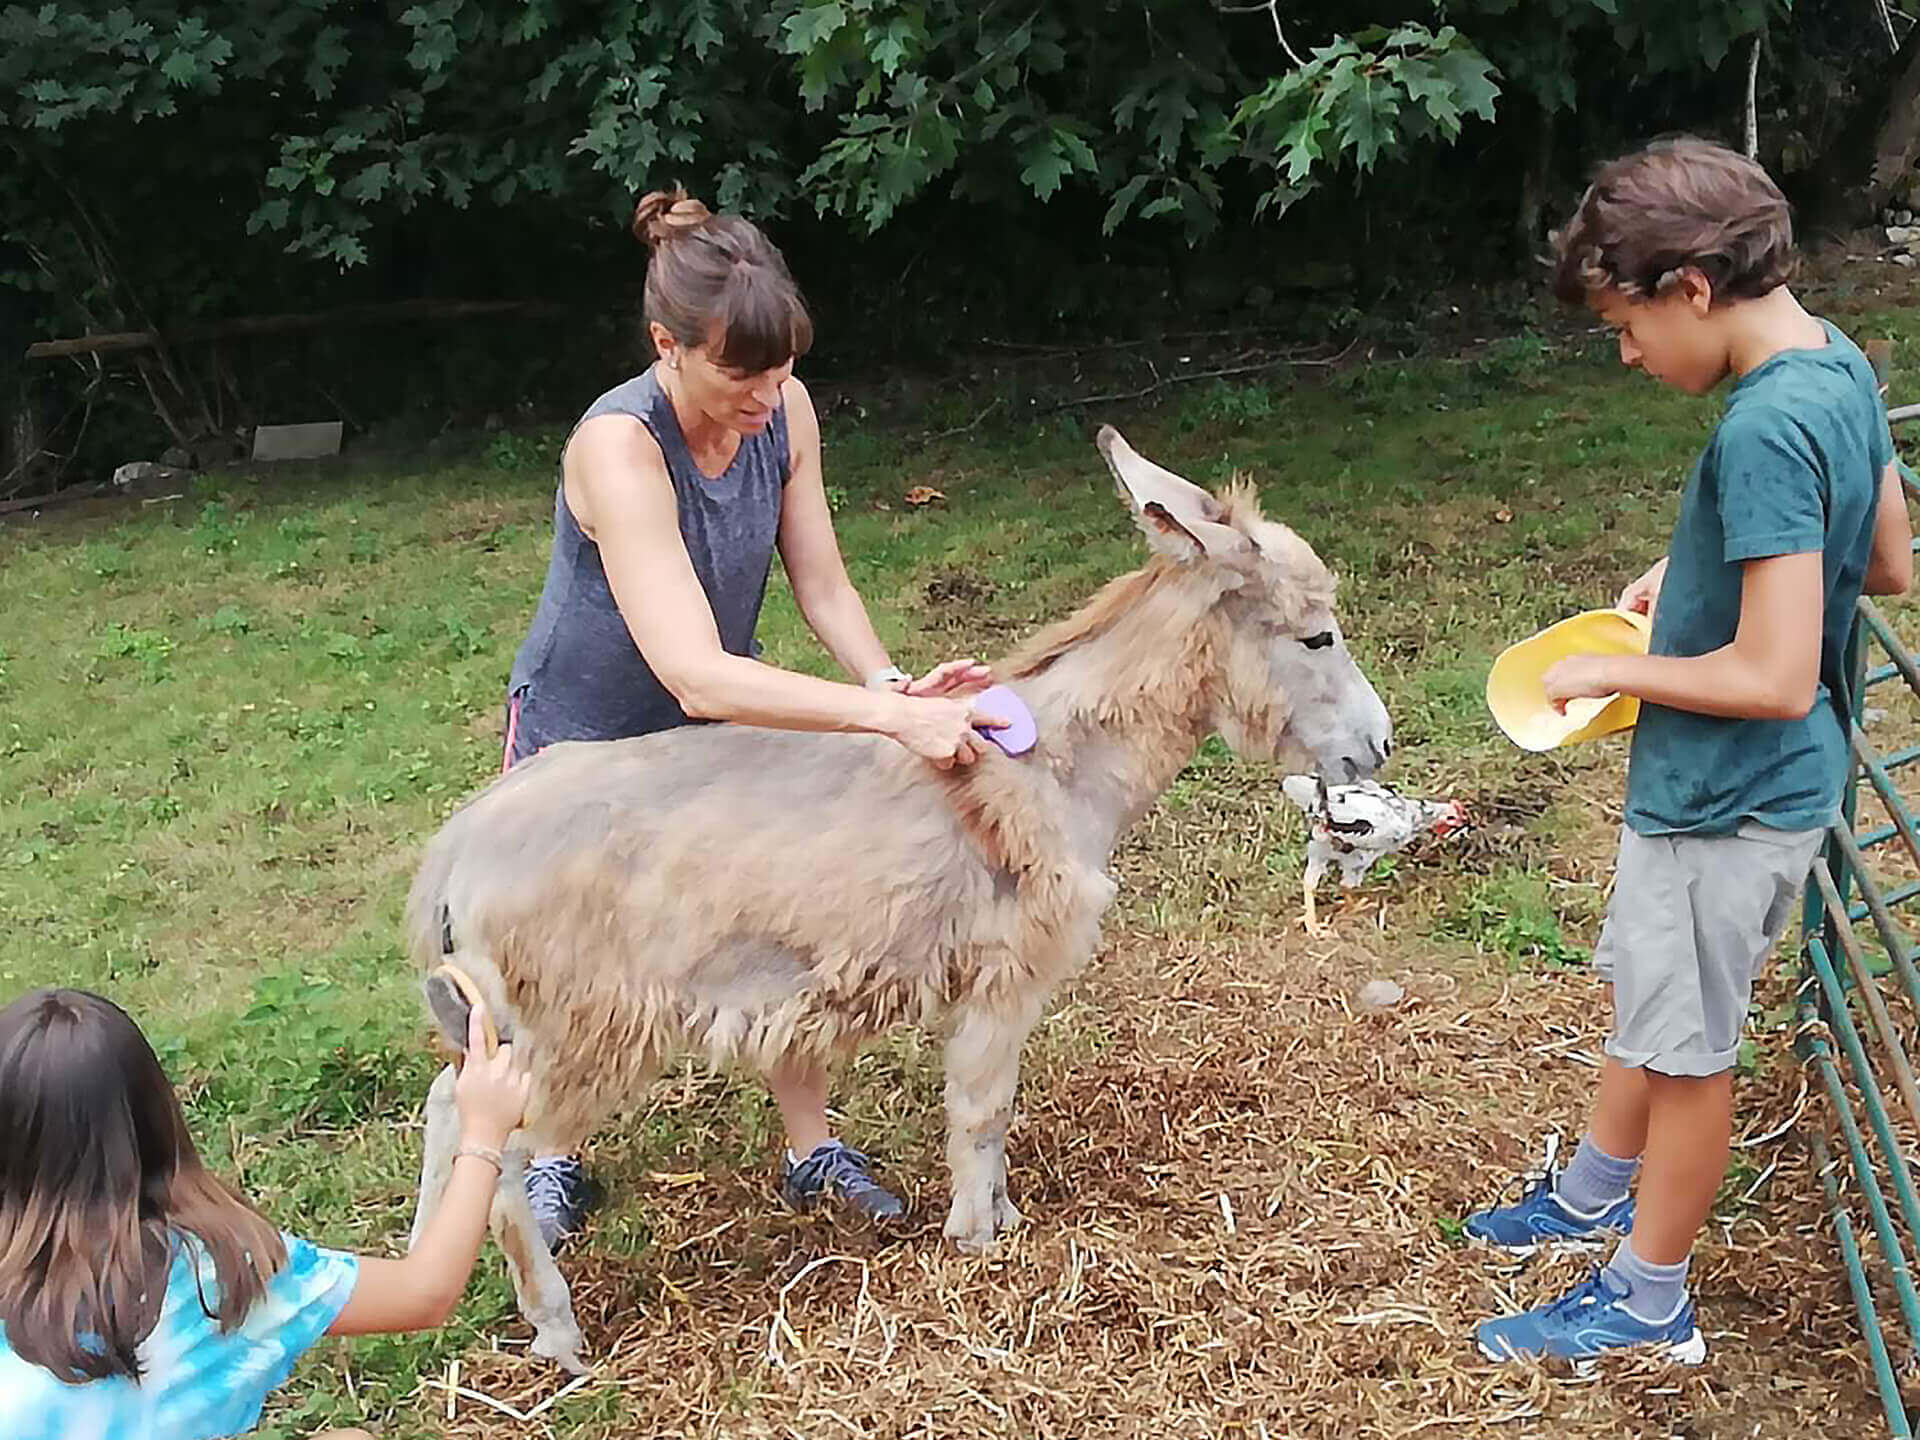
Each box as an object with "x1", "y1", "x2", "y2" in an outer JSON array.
[{"x1": 1486, "y1": 608, "x2": 1653, "y2": 752}]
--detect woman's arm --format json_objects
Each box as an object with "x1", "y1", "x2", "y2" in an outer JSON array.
[
  {"x1": 327, "y1": 1010, "x2": 530, "y2": 1335},
  {"x1": 775, "y1": 380, "x2": 995, "y2": 700},
  {"x1": 774, "y1": 378, "x2": 895, "y2": 685},
  {"x1": 1546, "y1": 551, "x2": 1823, "y2": 721},
  {"x1": 563, "y1": 414, "x2": 992, "y2": 764},
  {"x1": 1865, "y1": 460, "x2": 1914, "y2": 597}
]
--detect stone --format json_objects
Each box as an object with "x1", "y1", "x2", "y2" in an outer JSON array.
[
  {"x1": 1895, "y1": 253, "x2": 1917, "y2": 268},
  {"x1": 111, "y1": 460, "x2": 186, "y2": 488},
  {"x1": 1357, "y1": 978, "x2": 1407, "y2": 1010},
  {"x1": 1886, "y1": 226, "x2": 1918, "y2": 246},
  {"x1": 251, "y1": 420, "x2": 343, "y2": 461},
  {"x1": 1898, "y1": 209, "x2": 1915, "y2": 226},
  {"x1": 159, "y1": 444, "x2": 194, "y2": 469}
]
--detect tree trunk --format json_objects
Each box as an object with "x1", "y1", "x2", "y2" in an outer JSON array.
[
  {"x1": 1515, "y1": 102, "x2": 1557, "y2": 261},
  {"x1": 1744, "y1": 33, "x2": 1761, "y2": 160},
  {"x1": 1869, "y1": 26, "x2": 1920, "y2": 212},
  {"x1": 0, "y1": 289, "x2": 48, "y2": 497}
]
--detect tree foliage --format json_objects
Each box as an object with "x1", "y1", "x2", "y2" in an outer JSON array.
[
  {"x1": 4, "y1": 0, "x2": 1787, "y2": 278},
  {"x1": 1, "y1": 0, "x2": 1904, "y2": 478}
]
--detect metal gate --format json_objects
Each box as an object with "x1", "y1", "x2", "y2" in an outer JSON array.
[{"x1": 1804, "y1": 394, "x2": 1920, "y2": 1436}]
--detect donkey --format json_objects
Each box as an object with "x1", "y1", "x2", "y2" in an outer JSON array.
[{"x1": 403, "y1": 426, "x2": 1392, "y2": 1371}]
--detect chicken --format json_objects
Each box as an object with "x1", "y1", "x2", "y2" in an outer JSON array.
[{"x1": 1280, "y1": 776, "x2": 1469, "y2": 935}]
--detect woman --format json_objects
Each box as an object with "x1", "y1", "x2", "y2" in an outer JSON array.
[{"x1": 505, "y1": 188, "x2": 999, "y2": 1250}]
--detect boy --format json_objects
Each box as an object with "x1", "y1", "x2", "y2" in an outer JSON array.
[{"x1": 1466, "y1": 137, "x2": 1914, "y2": 1364}]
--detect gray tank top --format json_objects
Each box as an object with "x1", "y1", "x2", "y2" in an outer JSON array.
[{"x1": 506, "y1": 367, "x2": 789, "y2": 757}]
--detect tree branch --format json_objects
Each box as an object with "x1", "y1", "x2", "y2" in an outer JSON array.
[{"x1": 1214, "y1": 0, "x2": 1305, "y2": 67}]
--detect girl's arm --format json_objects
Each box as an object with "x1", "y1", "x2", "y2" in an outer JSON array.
[
  {"x1": 326, "y1": 1009, "x2": 531, "y2": 1335},
  {"x1": 1865, "y1": 461, "x2": 1914, "y2": 597},
  {"x1": 562, "y1": 414, "x2": 993, "y2": 765},
  {"x1": 1547, "y1": 551, "x2": 1823, "y2": 721}
]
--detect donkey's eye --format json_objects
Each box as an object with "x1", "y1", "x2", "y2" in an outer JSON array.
[{"x1": 1301, "y1": 631, "x2": 1336, "y2": 651}]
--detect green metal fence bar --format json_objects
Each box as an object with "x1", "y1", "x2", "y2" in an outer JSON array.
[
  {"x1": 1852, "y1": 732, "x2": 1920, "y2": 875},
  {"x1": 1829, "y1": 823, "x2": 1920, "y2": 1017},
  {"x1": 1805, "y1": 925, "x2": 1920, "y2": 1243},
  {"x1": 1847, "y1": 880, "x2": 1920, "y2": 924},
  {"x1": 1809, "y1": 1109, "x2": 1916, "y2": 1439},
  {"x1": 1809, "y1": 470, "x2": 1920, "y2": 1431},
  {"x1": 1813, "y1": 862, "x2": 1920, "y2": 1133}
]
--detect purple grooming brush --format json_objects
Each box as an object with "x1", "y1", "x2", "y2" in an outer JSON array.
[{"x1": 972, "y1": 683, "x2": 1037, "y2": 756}]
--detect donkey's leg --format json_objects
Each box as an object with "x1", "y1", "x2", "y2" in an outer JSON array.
[
  {"x1": 942, "y1": 996, "x2": 1043, "y2": 1252},
  {"x1": 491, "y1": 1147, "x2": 589, "y2": 1374},
  {"x1": 407, "y1": 1063, "x2": 460, "y2": 1253}
]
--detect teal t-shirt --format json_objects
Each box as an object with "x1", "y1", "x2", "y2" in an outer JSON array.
[{"x1": 1625, "y1": 320, "x2": 1894, "y2": 836}]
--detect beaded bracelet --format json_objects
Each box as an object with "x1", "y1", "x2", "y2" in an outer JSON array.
[{"x1": 455, "y1": 1143, "x2": 504, "y2": 1173}]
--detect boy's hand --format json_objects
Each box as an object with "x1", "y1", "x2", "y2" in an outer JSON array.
[
  {"x1": 1618, "y1": 557, "x2": 1669, "y2": 619},
  {"x1": 454, "y1": 1004, "x2": 532, "y2": 1150},
  {"x1": 1542, "y1": 655, "x2": 1617, "y2": 712}
]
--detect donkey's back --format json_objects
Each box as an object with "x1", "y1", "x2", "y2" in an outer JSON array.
[{"x1": 408, "y1": 725, "x2": 1021, "y2": 1111}]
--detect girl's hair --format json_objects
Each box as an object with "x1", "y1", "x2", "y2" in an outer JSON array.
[
  {"x1": 1550, "y1": 136, "x2": 1796, "y2": 306},
  {"x1": 632, "y1": 186, "x2": 814, "y2": 375},
  {"x1": 0, "y1": 988, "x2": 286, "y2": 1382}
]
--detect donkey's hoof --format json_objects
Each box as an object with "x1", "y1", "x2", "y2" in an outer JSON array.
[
  {"x1": 532, "y1": 1327, "x2": 590, "y2": 1375},
  {"x1": 943, "y1": 1191, "x2": 1022, "y2": 1252}
]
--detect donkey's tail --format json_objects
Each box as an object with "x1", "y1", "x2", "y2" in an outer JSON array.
[{"x1": 405, "y1": 830, "x2": 512, "y2": 1055}]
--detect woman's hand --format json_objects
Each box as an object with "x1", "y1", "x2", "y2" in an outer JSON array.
[
  {"x1": 1542, "y1": 655, "x2": 1618, "y2": 712},
  {"x1": 453, "y1": 1005, "x2": 532, "y2": 1150},
  {"x1": 903, "y1": 658, "x2": 993, "y2": 699},
  {"x1": 885, "y1": 694, "x2": 1006, "y2": 769},
  {"x1": 1617, "y1": 557, "x2": 1669, "y2": 619}
]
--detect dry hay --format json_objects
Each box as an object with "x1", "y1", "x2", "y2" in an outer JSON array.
[{"x1": 396, "y1": 916, "x2": 1885, "y2": 1439}]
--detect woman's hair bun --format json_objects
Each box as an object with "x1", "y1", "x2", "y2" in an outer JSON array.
[{"x1": 633, "y1": 187, "x2": 714, "y2": 249}]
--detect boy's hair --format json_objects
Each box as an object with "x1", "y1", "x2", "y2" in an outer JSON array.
[
  {"x1": 1550, "y1": 136, "x2": 1796, "y2": 306},
  {"x1": 0, "y1": 988, "x2": 287, "y2": 1383}
]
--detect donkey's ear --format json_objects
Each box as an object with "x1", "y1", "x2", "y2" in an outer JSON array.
[
  {"x1": 1140, "y1": 502, "x2": 1255, "y2": 561},
  {"x1": 1096, "y1": 426, "x2": 1249, "y2": 561}
]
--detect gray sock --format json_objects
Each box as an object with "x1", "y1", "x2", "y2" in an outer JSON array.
[
  {"x1": 1553, "y1": 1134, "x2": 1638, "y2": 1215},
  {"x1": 1604, "y1": 1239, "x2": 1691, "y2": 1325}
]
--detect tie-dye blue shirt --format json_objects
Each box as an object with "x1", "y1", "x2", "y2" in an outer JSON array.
[{"x1": 0, "y1": 1232, "x2": 358, "y2": 1440}]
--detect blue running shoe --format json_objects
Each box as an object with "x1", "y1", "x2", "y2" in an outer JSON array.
[
  {"x1": 1465, "y1": 1168, "x2": 1634, "y2": 1256},
  {"x1": 780, "y1": 1141, "x2": 905, "y2": 1220},
  {"x1": 1477, "y1": 1267, "x2": 1706, "y2": 1366},
  {"x1": 525, "y1": 1156, "x2": 600, "y2": 1253}
]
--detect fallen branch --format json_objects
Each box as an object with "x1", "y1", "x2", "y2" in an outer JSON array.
[
  {"x1": 0, "y1": 480, "x2": 109, "y2": 517},
  {"x1": 25, "y1": 298, "x2": 568, "y2": 361},
  {"x1": 972, "y1": 324, "x2": 1345, "y2": 360},
  {"x1": 1037, "y1": 338, "x2": 1361, "y2": 413},
  {"x1": 921, "y1": 396, "x2": 1003, "y2": 441}
]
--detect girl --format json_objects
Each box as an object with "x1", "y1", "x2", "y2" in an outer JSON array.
[
  {"x1": 504, "y1": 187, "x2": 1000, "y2": 1248},
  {"x1": 0, "y1": 987, "x2": 531, "y2": 1439}
]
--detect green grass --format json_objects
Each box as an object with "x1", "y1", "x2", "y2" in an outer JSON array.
[{"x1": 3, "y1": 299, "x2": 1915, "y2": 1434}]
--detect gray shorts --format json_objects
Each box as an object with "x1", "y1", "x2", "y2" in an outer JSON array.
[{"x1": 1593, "y1": 823, "x2": 1825, "y2": 1077}]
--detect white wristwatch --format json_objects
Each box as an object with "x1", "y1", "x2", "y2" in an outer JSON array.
[{"x1": 864, "y1": 665, "x2": 910, "y2": 691}]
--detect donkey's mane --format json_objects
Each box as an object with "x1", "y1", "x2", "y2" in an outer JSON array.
[{"x1": 1004, "y1": 563, "x2": 1177, "y2": 679}]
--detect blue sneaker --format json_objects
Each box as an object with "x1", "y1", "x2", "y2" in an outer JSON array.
[
  {"x1": 1477, "y1": 1267, "x2": 1706, "y2": 1366},
  {"x1": 780, "y1": 1141, "x2": 905, "y2": 1220},
  {"x1": 525, "y1": 1156, "x2": 599, "y2": 1253},
  {"x1": 1465, "y1": 1169, "x2": 1634, "y2": 1256}
]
